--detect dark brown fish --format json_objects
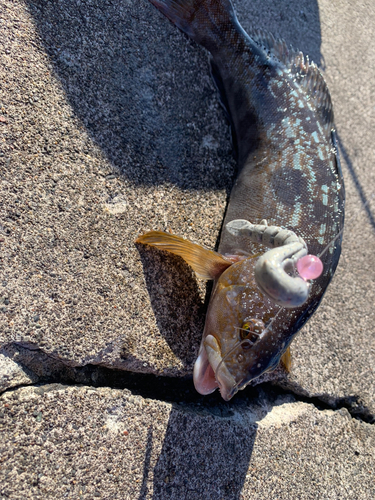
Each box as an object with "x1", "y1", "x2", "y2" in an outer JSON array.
[{"x1": 137, "y1": 0, "x2": 345, "y2": 400}]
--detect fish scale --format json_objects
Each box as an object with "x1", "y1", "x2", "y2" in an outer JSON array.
[{"x1": 139, "y1": 0, "x2": 345, "y2": 400}]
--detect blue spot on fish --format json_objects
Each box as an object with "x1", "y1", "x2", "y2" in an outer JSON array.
[
  {"x1": 312, "y1": 131, "x2": 319, "y2": 143},
  {"x1": 291, "y1": 202, "x2": 302, "y2": 226}
]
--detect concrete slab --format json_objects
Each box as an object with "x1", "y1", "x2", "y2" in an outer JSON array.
[
  {"x1": 1, "y1": 384, "x2": 374, "y2": 500},
  {"x1": 0, "y1": 0, "x2": 374, "y2": 415}
]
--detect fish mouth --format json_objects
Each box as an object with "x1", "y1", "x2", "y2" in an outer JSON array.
[
  {"x1": 193, "y1": 343, "x2": 219, "y2": 396},
  {"x1": 193, "y1": 335, "x2": 238, "y2": 401}
]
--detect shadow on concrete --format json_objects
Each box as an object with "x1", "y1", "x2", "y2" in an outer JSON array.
[
  {"x1": 336, "y1": 132, "x2": 375, "y2": 230},
  {"x1": 136, "y1": 244, "x2": 205, "y2": 368},
  {"x1": 151, "y1": 408, "x2": 256, "y2": 500},
  {"x1": 25, "y1": 0, "x2": 234, "y2": 191},
  {"x1": 138, "y1": 425, "x2": 154, "y2": 500}
]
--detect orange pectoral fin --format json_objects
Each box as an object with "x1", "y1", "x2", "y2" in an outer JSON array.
[
  {"x1": 280, "y1": 346, "x2": 292, "y2": 373},
  {"x1": 136, "y1": 231, "x2": 232, "y2": 280}
]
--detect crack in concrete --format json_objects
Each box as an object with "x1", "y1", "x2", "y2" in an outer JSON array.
[{"x1": 1, "y1": 342, "x2": 374, "y2": 424}]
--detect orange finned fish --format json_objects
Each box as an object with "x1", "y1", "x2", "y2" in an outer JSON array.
[{"x1": 137, "y1": 0, "x2": 345, "y2": 400}]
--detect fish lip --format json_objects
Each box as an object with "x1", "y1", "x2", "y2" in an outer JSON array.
[
  {"x1": 204, "y1": 335, "x2": 238, "y2": 401},
  {"x1": 193, "y1": 343, "x2": 219, "y2": 395}
]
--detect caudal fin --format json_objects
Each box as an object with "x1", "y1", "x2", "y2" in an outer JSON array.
[{"x1": 149, "y1": 0, "x2": 237, "y2": 50}]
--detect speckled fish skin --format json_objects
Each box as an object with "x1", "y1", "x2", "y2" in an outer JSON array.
[{"x1": 149, "y1": 0, "x2": 345, "y2": 400}]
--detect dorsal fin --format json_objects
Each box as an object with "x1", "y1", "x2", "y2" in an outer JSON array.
[
  {"x1": 251, "y1": 28, "x2": 293, "y2": 66},
  {"x1": 250, "y1": 28, "x2": 334, "y2": 133},
  {"x1": 289, "y1": 52, "x2": 334, "y2": 131}
]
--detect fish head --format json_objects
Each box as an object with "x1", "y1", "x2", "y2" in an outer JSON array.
[{"x1": 193, "y1": 258, "x2": 295, "y2": 401}]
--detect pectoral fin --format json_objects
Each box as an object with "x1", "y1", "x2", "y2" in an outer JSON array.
[
  {"x1": 136, "y1": 231, "x2": 232, "y2": 280},
  {"x1": 280, "y1": 346, "x2": 292, "y2": 372}
]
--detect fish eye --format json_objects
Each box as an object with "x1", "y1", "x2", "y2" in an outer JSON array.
[{"x1": 240, "y1": 318, "x2": 265, "y2": 346}]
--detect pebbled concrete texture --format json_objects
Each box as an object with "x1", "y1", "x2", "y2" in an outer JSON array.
[
  {"x1": 1, "y1": 384, "x2": 375, "y2": 500},
  {"x1": 1, "y1": 0, "x2": 375, "y2": 497}
]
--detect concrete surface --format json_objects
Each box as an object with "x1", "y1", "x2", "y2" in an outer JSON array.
[
  {"x1": 1, "y1": 0, "x2": 375, "y2": 498},
  {"x1": 1, "y1": 384, "x2": 374, "y2": 500}
]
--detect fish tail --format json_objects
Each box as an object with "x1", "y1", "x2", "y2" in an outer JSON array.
[{"x1": 149, "y1": 0, "x2": 238, "y2": 51}]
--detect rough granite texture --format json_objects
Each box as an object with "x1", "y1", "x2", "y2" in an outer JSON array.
[
  {"x1": 1, "y1": 0, "x2": 375, "y2": 497},
  {"x1": 0, "y1": 384, "x2": 374, "y2": 500}
]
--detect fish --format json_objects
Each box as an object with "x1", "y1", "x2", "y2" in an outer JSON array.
[{"x1": 137, "y1": 0, "x2": 345, "y2": 400}]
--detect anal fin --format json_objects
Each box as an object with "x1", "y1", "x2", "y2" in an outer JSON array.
[{"x1": 136, "y1": 231, "x2": 232, "y2": 280}]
